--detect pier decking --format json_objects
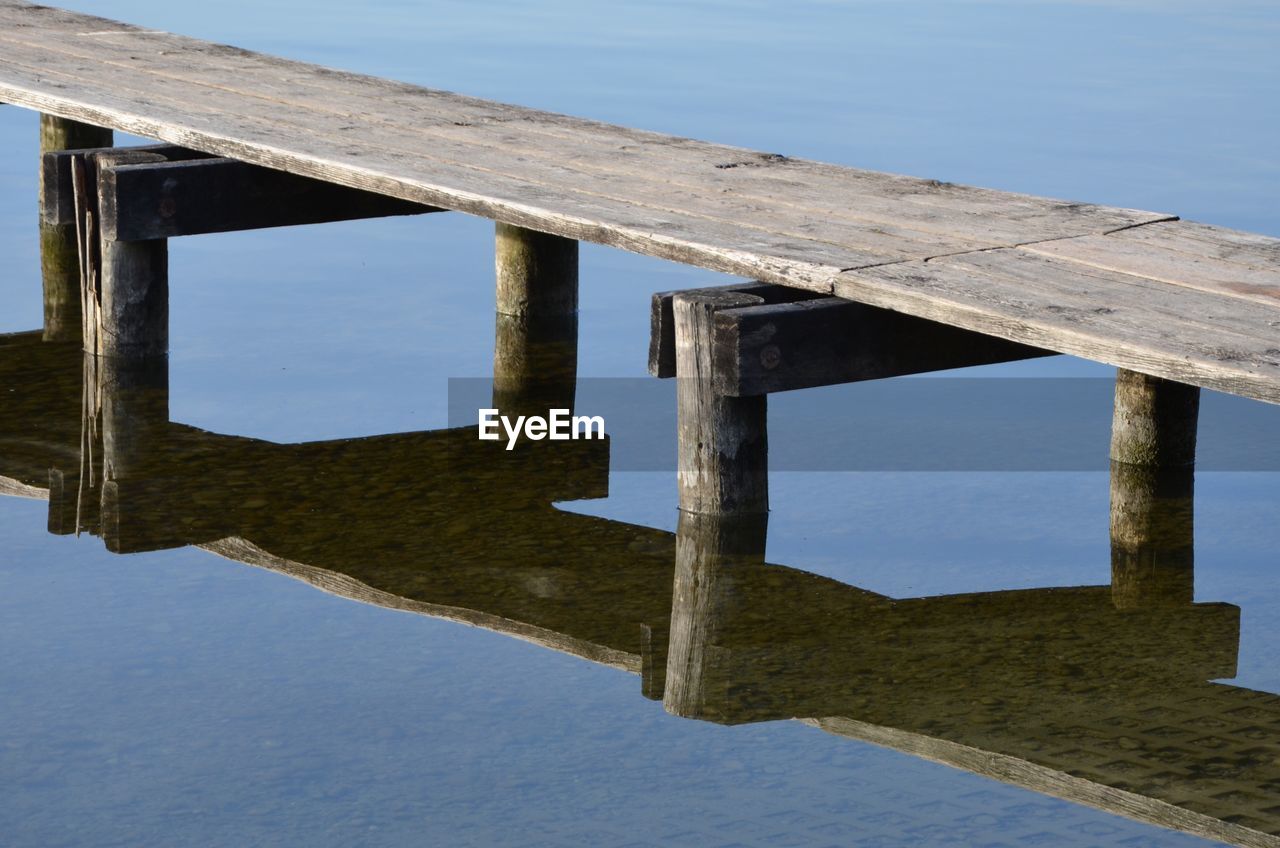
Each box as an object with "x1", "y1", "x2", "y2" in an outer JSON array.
[{"x1": 1, "y1": 1, "x2": 1278, "y2": 404}]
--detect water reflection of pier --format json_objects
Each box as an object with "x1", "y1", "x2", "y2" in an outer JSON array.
[{"x1": 2, "y1": 331, "x2": 1277, "y2": 848}]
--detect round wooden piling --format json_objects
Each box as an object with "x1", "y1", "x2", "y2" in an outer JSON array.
[
  {"x1": 39, "y1": 115, "x2": 111, "y2": 342},
  {"x1": 495, "y1": 222, "x2": 578, "y2": 319},
  {"x1": 1109, "y1": 368, "x2": 1199, "y2": 609},
  {"x1": 674, "y1": 290, "x2": 768, "y2": 516},
  {"x1": 493, "y1": 223, "x2": 578, "y2": 415},
  {"x1": 1110, "y1": 369, "x2": 1200, "y2": 468}
]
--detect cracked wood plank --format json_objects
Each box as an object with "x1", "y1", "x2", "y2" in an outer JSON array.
[{"x1": 836, "y1": 249, "x2": 1280, "y2": 404}]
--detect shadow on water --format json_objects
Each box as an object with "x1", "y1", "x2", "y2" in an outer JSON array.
[{"x1": 1, "y1": 330, "x2": 1278, "y2": 847}]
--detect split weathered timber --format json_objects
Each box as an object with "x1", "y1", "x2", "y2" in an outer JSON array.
[
  {"x1": 651, "y1": 285, "x2": 1052, "y2": 395},
  {"x1": 2, "y1": 2, "x2": 1278, "y2": 404},
  {"x1": 95, "y1": 149, "x2": 169, "y2": 358},
  {"x1": 674, "y1": 290, "x2": 768, "y2": 515},
  {"x1": 38, "y1": 113, "x2": 110, "y2": 341}
]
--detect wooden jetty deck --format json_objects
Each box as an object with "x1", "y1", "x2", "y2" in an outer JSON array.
[
  {"x1": 1, "y1": 331, "x2": 1279, "y2": 847},
  {"x1": 1, "y1": 1, "x2": 1279, "y2": 405}
]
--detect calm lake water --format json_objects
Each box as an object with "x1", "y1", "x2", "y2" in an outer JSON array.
[{"x1": 2, "y1": 2, "x2": 1279, "y2": 846}]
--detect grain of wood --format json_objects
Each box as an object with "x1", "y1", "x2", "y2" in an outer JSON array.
[
  {"x1": 837, "y1": 250, "x2": 1280, "y2": 404},
  {"x1": 1025, "y1": 220, "x2": 1280, "y2": 309}
]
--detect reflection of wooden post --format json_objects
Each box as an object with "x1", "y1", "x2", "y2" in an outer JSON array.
[
  {"x1": 493, "y1": 223, "x2": 577, "y2": 416},
  {"x1": 39, "y1": 115, "x2": 111, "y2": 342},
  {"x1": 664, "y1": 511, "x2": 767, "y2": 721},
  {"x1": 1110, "y1": 369, "x2": 1199, "y2": 609},
  {"x1": 98, "y1": 354, "x2": 170, "y2": 553},
  {"x1": 674, "y1": 291, "x2": 768, "y2": 516}
]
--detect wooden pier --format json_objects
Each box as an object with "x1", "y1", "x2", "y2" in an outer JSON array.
[
  {"x1": 2, "y1": 0, "x2": 1278, "y2": 519},
  {"x1": 1, "y1": 3, "x2": 1280, "y2": 841}
]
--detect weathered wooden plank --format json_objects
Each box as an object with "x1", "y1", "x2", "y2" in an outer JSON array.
[
  {"x1": 652, "y1": 287, "x2": 1053, "y2": 395},
  {"x1": 0, "y1": 9, "x2": 1170, "y2": 268},
  {"x1": 1024, "y1": 220, "x2": 1280, "y2": 309},
  {"x1": 0, "y1": 46, "x2": 857, "y2": 290},
  {"x1": 101, "y1": 157, "x2": 437, "y2": 241},
  {"x1": 836, "y1": 250, "x2": 1280, "y2": 405},
  {"x1": 0, "y1": 11, "x2": 1171, "y2": 245},
  {"x1": 0, "y1": 39, "x2": 988, "y2": 271}
]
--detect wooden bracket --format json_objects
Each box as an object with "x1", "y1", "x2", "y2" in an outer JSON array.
[
  {"x1": 41, "y1": 144, "x2": 210, "y2": 226},
  {"x1": 651, "y1": 284, "x2": 1053, "y2": 396},
  {"x1": 43, "y1": 143, "x2": 440, "y2": 237},
  {"x1": 99, "y1": 156, "x2": 441, "y2": 241}
]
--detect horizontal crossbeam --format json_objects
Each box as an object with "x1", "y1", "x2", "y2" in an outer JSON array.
[
  {"x1": 98, "y1": 156, "x2": 442, "y2": 241},
  {"x1": 651, "y1": 286, "x2": 1052, "y2": 396}
]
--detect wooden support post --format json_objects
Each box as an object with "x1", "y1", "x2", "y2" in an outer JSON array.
[
  {"x1": 493, "y1": 223, "x2": 579, "y2": 416},
  {"x1": 674, "y1": 290, "x2": 768, "y2": 516},
  {"x1": 1109, "y1": 369, "x2": 1200, "y2": 609},
  {"x1": 95, "y1": 150, "x2": 171, "y2": 359},
  {"x1": 1110, "y1": 369, "x2": 1200, "y2": 469},
  {"x1": 664, "y1": 510, "x2": 768, "y2": 721},
  {"x1": 38, "y1": 115, "x2": 111, "y2": 342}
]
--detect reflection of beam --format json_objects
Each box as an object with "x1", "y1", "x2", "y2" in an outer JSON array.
[
  {"x1": 807, "y1": 716, "x2": 1275, "y2": 848},
  {"x1": 0, "y1": 475, "x2": 47, "y2": 500},
  {"x1": 199, "y1": 537, "x2": 641, "y2": 672}
]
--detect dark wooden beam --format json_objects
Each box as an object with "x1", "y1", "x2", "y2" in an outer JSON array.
[
  {"x1": 41, "y1": 144, "x2": 210, "y2": 226},
  {"x1": 98, "y1": 157, "x2": 442, "y2": 241},
  {"x1": 652, "y1": 285, "x2": 1054, "y2": 396},
  {"x1": 649, "y1": 283, "x2": 824, "y2": 378}
]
